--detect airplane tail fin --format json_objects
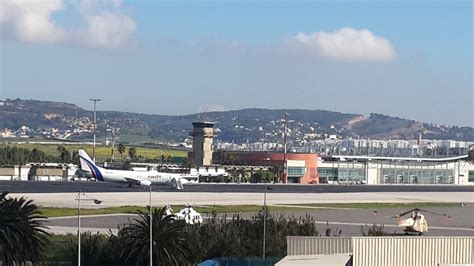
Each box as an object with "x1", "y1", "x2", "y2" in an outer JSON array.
[{"x1": 78, "y1": 149, "x2": 104, "y2": 181}]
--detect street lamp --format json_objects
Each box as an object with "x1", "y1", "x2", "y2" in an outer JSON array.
[
  {"x1": 76, "y1": 190, "x2": 102, "y2": 266},
  {"x1": 149, "y1": 185, "x2": 153, "y2": 266},
  {"x1": 262, "y1": 183, "x2": 272, "y2": 260},
  {"x1": 89, "y1": 98, "x2": 101, "y2": 162}
]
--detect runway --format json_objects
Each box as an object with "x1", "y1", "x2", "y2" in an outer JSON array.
[
  {"x1": 4, "y1": 180, "x2": 473, "y2": 208},
  {"x1": 2, "y1": 180, "x2": 474, "y2": 193},
  {"x1": 8, "y1": 191, "x2": 474, "y2": 208}
]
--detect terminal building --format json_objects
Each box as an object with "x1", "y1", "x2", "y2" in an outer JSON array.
[
  {"x1": 318, "y1": 154, "x2": 474, "y2": 185},
  {"x1": 189, "y1": 121, "x2": 474, "y2": 185},
  {"x1": 0, "y1": 163, "x2": 79, "y2": 181}
]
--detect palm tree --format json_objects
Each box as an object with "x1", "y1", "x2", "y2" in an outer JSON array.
[
  {"x1": 117, "y1": 143, "x2": 126, "y2": 160},
  {"x1": 65, "y1": 232, "x2": 108, "y2": 265},
  {"x1": 128, "y1": 147, "x2": 137, "y2": 160},
  {"x1": 119, "y1": 207, "x2": 192, "y2": 265},
  {"x1": 0, "y1": 191, "x2": 49, "y2": 264}
]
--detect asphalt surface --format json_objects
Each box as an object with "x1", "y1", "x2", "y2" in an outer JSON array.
[
  {"x1": 2, "y1": 180, "x2": 474, "y2": 193},
  {"x1": 47, "y1": 206, "x2": 474, "y2": 237}
]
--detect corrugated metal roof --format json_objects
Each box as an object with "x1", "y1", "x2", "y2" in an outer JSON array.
[
  {"x1": 287, "y1": 236, "x2": 352, "y2": 255},
  {"x1": 352, "y1": 236, "x2": 473, "y2": 266},
  {"x1": 276, "y1": 253, "x2": 352, "y2": 266},
  {"x1": 285, "y1": 236, "x2": 474, "y2": 266}
]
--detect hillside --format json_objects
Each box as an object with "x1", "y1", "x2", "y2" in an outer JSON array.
[{"x1": 0, "y1": 99, "x2": 472, "y2": 143}]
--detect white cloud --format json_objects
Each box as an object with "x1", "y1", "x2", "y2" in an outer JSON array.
[
  {"x1": 0, "y1": 0, "x2": 135, "y2": 49},
  {"x1": 294, "y1": 28, "x2": 396, "y2": 61},
  {"x1": 0, "y1": 0, "x2": 66, "y2": 43},
  {"x1": 80, "y1": 12, "x2": 135, "y2": 49}
]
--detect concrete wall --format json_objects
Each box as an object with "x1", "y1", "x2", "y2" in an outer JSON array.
[
  {"x1": 0, "y1": 167, "x2": 14, "y2": 176},
  {"x1": 0, "y1": 166, "x2": 30, "y2": 180},
  {"x1": 1, "y1": 164, "x2": 78, "y2": 181}
]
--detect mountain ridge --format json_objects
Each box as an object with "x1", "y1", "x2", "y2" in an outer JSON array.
[{"x1": 0, "y1": 98, "x2": 472, "y2": 143}]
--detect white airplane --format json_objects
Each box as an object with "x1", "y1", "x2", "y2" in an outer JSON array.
[{"x1": 78, "y1": 149, "x2": 197, "y2": 188}]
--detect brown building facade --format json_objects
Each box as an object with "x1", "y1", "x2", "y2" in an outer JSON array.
[{"x1": 221, "y1": 151, "x2": 319, "y2": 184}]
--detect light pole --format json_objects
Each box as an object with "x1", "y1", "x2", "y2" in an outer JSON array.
[
  {"x1": 262, "y1": 183, "x2": 273, "y2": 260},
  {"x1": 149, "y1": 185, "x2": 153, "y2": 266},
  {"x1": 89, "y1": 98, "x2": 101, "y2": 162},
  {"x1": 76, "y1": 190, "x2": 102, "y2": 266},
  {"x1": 262, "y1": 182, "x2": 267, "y2": 260}
]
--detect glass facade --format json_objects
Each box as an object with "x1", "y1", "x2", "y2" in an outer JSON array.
[
  {"x1": 380, "y1": 168, "x2": 454, "y2": 184},
  {"x1": 286, "y1": 166, "x2": 306, "y2": 183},
  {"x1": 338, "y1": 168, "x2": 366, "y2": 182},
  {"x1": 287, "y1": 166, "x2": 306, "y2": 177},
  {"x1": 469, "y1": 171, "x2": 474, "y2": 183},
  {"x1": 318, "y1": 167, "x2": 338, "y2": 182},
  {"x1": 317, "y1": 167, "x2": 366, "y2": 183}
]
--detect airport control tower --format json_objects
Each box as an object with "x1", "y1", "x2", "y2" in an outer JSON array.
[{"x1": 190, "y1": 122, "x2": 215, "y2": 167}]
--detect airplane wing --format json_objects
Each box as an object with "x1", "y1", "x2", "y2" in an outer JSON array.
[{"x1": 124, "y1": 177, "x2": 152, "y2": 187}]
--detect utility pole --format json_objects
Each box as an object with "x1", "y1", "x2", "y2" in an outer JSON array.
[
  {"x1": 283, "y1": 113, "x2": 289, "y2": 183},
  {"x1": 89, "y1": 98, "x2": 101, "y2": 162},
  {"x1": 77, "y1": 190, "x2": 81, "y2": 266}
]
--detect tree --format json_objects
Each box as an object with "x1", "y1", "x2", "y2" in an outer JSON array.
[
  {"x1": 270, "y1": 164, "x2": 284, "y2": 183},
  {"x1": 0, "y1": 192, "x2": 49, "y2": 264},
  {"x1": 214, "y1": 149, "x2": 225, "y2": 165},
  {"x1": 180, "y1": 157, "x2": 194, "y2": 173},
  {"x1": 61, "y1": 232, "x2": 108, "y2": 265},
  {"x1": 128, "y1": 147, "x2": 137, "y2": 160},
  {"x1": 119, "y1": 207, "x2": 192, "y2": 265},
  {"x1": 57, "y1": 145, "x2": 71, "y2": 163},
  {"x1": 224, "y1": 153, "x2": 241, "y2": 165},
  {"x1": 251, "y1": 170, "x2": 273, "y2": 183},
  {"x1": 186, "y1": 211, "x2": 319, "y2": 262},
  {"x1": 117, "y1": 143, "x2": 126, "y2": 160}
]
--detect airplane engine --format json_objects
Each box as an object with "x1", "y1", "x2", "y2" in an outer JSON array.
[{"x1": 140, "y1": 180, "x2": 152, "y2": 186}]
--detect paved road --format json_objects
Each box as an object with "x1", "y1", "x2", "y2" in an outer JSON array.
[{"x1": 2, "y1": 180, "x2": 474, "y2": 193}]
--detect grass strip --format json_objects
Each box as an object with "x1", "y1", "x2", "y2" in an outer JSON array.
[
  {"x1": 40, "y1": 204, "x2": 309, "y2": 218},
  {"x1": 282, "y1": 202, "x2": 461, "y2": 209}
]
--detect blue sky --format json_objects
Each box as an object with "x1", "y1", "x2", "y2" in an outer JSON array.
[{"x1": 1, "y1": 0, "x2": 472, "y2": 126}]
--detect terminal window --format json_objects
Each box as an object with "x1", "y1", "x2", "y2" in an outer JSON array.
[{"x1": 287, "y1": 167, "x2": 306, "y2": 177}]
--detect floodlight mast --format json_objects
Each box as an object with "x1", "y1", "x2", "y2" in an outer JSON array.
[{"x1": 283, "y1": 113, "x2": 289, "y2": 183}]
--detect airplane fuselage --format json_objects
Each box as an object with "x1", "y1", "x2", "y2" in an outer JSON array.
[{"x1": 99, "y1": 169, "x2": 191, "y2": 184}]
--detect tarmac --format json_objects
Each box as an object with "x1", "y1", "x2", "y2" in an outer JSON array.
[
  {"x1": 2, "y1": 180, "x2": 474, "y2": 193},
  {"x1": 10, "y1": 191, "x2": 474, "y2": 208},
  {"x1": 3, "y1": 180, "x2": 471, "y2": 237},
  {"x1": 45, "y1": 205, "x2": 474, "y2": 237}
]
